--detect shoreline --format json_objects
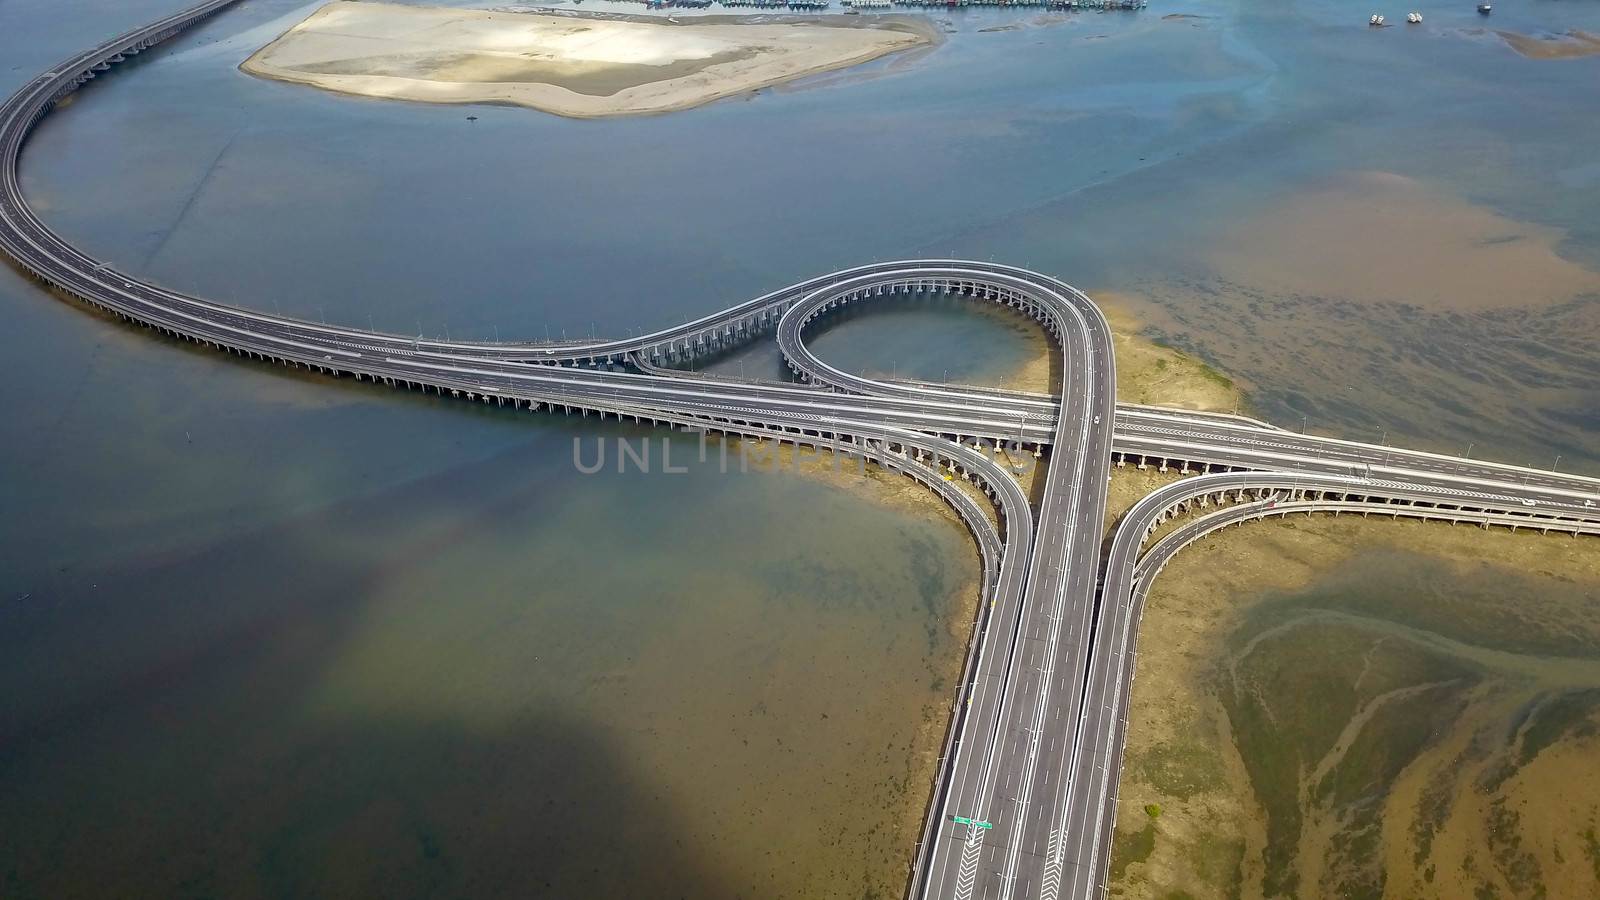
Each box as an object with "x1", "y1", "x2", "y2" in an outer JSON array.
[{"x1": 971, "y1": 293, "x2": 1245, "y2": 413}]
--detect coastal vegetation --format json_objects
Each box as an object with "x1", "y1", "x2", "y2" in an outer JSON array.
[{"x1": 1108, "y1": 514, "x2": 1600, "y2": 899}]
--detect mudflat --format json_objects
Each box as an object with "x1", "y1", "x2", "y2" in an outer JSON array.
[
  {"x1": 1498, "y1": 29, "x2": 1600, "y2": 60},
  {"x1": 1107, "y1": 514, "x2": 1600, "y2": 899},
  {"x1": 241, "y1": 2, "x2": 932, "y2": 117}
]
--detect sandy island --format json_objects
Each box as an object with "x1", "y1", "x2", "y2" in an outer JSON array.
[{"x1": 241, "y1": 1, "x2": 933, "y2": 117}]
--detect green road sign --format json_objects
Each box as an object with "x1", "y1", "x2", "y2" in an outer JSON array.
[{"x1": 952, "y1": 816, "x2": 993, "y2": 829}]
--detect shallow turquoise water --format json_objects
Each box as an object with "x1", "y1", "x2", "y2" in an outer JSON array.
[{"x1": 2, "y1": 0, "x2": 1598, "y2": 895}]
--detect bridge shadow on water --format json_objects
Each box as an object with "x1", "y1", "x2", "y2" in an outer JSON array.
[{"x1": 0, "y1": 436, "x2": 752, "y2": 900}]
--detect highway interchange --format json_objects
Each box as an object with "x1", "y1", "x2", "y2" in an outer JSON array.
[{"x1": 3, "y1": 3, "x2": 1599, "y2": 899}]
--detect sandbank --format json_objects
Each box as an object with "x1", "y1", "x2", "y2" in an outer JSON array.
[
  {"x1": 1498, "y1": 29, "x2": 1600, "y2": 60},
  {"x1": 241, "y1": 2, "x2": 933, "y2": 117}
]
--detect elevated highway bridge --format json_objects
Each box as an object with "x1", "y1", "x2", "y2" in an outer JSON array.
[{"x1": 2, "y1": 5, "x2": 1597, "y2": 900}]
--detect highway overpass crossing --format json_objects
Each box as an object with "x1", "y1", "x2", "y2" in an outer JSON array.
[{"x1": 2, "y1": 6, "x2": 1598, "y2": 900}]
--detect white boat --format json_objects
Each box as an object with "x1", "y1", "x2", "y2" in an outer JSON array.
[
  {"x1": 1369, "y1": 13, "x2": 1385, "y2": 25},
  {"x1": 1406, "y1": 11, "x2": 1421, "y2": 23}
]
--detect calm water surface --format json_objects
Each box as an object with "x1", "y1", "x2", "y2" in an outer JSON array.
[{"x1": 3, "y1": 0, "x2": 1599, "y2": 896}]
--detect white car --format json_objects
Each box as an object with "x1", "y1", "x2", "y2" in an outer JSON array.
[{"x1": 1521, "y1": 498, "x2": 1537, "y2": 507}]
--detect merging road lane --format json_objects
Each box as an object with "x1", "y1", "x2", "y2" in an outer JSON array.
[{"x1": 3, "y1": 7, "x2": 1598, "y2": 900}]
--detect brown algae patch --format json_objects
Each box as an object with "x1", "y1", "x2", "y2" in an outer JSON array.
[
  {"x1": 1206, "y1": 171, "x2": 1600, "y2": 313},
  {"x1": 242, "y1": 2, "x2": 932, "y2": 118},
  {"x1": 1498, "y1": 30, "x2": 1600, "y2": 60},
  {"x1": 1115, "y1": 170, "x2": 1600, "y2": 467},
  {"x1": 1108, "y1": 513, "x2": 1600, "y2": 899}
]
